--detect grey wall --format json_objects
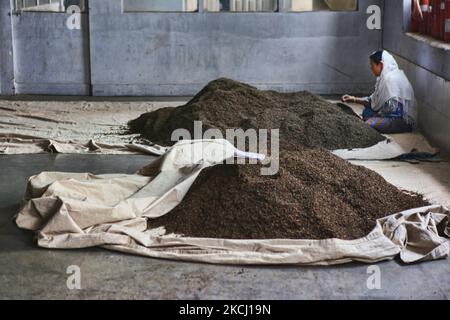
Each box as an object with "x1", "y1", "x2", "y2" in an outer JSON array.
[
  {"x1": 90, "y1": 0, "x2": 382, "y2": 96},
  {"x1": 1, "y1": 0, "x2": 382, "y2": 96},
  {"x1": 395, "y1": 54, "x2": 450, "y2": 155},
  {"x1": 383, "y1": 1, "x2": 450, "y2": 154},
  {"x1": 0, "y1": 1, "x2": 14, "y2": 95},
  {"x1": 10, "y1": 9, "x2": 91, "y2": 95}
]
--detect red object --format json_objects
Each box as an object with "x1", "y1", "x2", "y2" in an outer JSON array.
[
  {"x1": 431, "y1": 0, "x2": 440, "y2": 38},
  {"x1": 445, "y1": 0, "x2": 450, "y2": 42},
  {"x1": 439, "y1": 1, "x2": 446, "y2": 39},
  {"x1": 412, "y1": 0, "x2": 421, "y2": 32},
  {"x1": 420, "y1": 0, "x2": 430, "y2": 34}
]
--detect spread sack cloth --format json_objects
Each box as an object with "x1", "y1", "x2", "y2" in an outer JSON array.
[
  {"x1": 0, "y1": 133, "x2": 168, "y2": 156},
  {"x1": 15, "y1": 139, "x2": 450, "y2": 266},
  {"x1": 333, "y1": 132, "x2": 439, "y2": 160},
  {"x1": 2, "y1": 131, "x2": 438, "y2": 161}
]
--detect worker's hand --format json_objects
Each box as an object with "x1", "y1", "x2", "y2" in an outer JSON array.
[{"x1": 341, "y1": 95, "x2": 355, "y2": 103}]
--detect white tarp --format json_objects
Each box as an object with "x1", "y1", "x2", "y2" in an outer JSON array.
[
  {"x1": 1, "y1": 130, "x2": 438, "y2": 160},
  {"x1": 0, "y1": 98, "x2": 180, "y2": 155},
  {"x1": 15, "y1": 139, "x2": 450, "y2": 265},
  {"x1": 333, "y1": 132, "x2": 439, "y2": 160},
  {"x1": 0, "y1": 133, "x2": 168, "y2": 156}
]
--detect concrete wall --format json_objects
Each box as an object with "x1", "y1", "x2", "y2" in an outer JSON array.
[
  {"x1": 383, "y1": 1, "x2": 450, "y2": 154},
  {"x1": 0, "y1": 1, "x2": 14, "y2": 95},
  {"x1": 394, "y1": 54, "x2": 450, "y2": 155},
  {"x1": 90, "y1": 0, "x2": 382, "y2": 96},
  {"x1": 1, "y1": 0, "x2": 381, "y2": 96},
  {"x1": 10, "y1": 8, "x2": 91, "y2": 95}
]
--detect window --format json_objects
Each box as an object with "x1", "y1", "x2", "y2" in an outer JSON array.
[
  {"x1": 204, "y1": 0, "x2": 277, "y2": 12},
  {"x1": 15, "y1": 0, "x2": 85, "y2": 12},
  {"x1": 123, "y1": 0, "x2": 198, "y2": 12},
  {"x1": 119, "y1": 0, "x2": 358, "y2": 14},
  {"x1": 286, "y1": 0, "x2": 357, "y2": 12}
]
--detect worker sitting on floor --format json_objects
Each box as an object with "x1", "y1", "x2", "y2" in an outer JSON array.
[{"x1": 341, "y1": 50, "x2": 416, "y2": 134}]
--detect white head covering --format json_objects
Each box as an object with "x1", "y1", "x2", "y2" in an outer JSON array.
[{"x1": 371, "y1": 51, "x2": 417, "y2": 125}]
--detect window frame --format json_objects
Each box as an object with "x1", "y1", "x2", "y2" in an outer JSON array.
[
  {"x1": 120, "y1": 0, "x2": 358, "y2": 14},
  {"x1": 14, "y1": 0, "x2": 86, "y2": 14},
  {"x1": 285, "y1": 0, "x2": 358, "y2": 13},
  {"x1": 122, "y1": 0, "x2": 200, "y2": 13},
  {"x1": 202, "y1": 0, "x2": 280, "y2": 13}
]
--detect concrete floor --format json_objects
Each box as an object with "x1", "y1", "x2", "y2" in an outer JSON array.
[{"x1": 0, "y1": 154, "x2": 449, "y2": 300}]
